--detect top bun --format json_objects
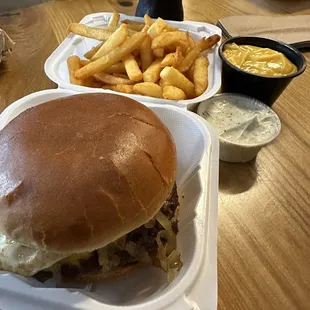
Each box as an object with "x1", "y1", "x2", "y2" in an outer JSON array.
[{"x1": 0, "y1": 93, "x2": 176, "y2": 254}]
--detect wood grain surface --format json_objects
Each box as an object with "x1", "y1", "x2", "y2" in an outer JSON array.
[{"x1": 0, "y1": 1, "x2": 309, "y2": 309}]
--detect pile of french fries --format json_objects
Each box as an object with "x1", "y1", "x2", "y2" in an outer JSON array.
[{"x1": 67, "y1": 13, "x2": 220, "y2": 100}]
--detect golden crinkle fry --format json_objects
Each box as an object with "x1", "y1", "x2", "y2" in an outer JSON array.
[{"x1": 66, "y1": 13, "x2": 221, "y2": 100}]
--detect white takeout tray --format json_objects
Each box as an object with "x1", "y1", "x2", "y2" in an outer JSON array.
[
  {"x1": 44, "y1": 13, "x2": 222, "y2": 110},
  {"x1": 0, "y1": 89, "x2": 219, "y2": 310}
]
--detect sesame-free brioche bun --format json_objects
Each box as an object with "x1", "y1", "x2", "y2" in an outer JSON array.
[{"x1": 0, "y1": 93, "x2": 176, "y2": 254}]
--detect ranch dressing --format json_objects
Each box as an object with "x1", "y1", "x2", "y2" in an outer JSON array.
[
  {"x1": 197, "y1": 94, "x2": 281, "y2": 162},
  {"x1": 201, "y1": 99, "x2": 277, "y2": 145}
]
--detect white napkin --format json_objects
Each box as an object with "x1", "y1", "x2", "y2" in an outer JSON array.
[{"x1": 217, "y1": 15, "x2": 310, "y2": 49}]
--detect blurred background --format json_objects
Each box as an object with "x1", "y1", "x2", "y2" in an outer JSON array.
[
  {"x1": 0, "y1": 0, "x2": 137, "y2": 13},
  {"x1": 0, "y1": 0, "x2": 48, "y2": 11}
]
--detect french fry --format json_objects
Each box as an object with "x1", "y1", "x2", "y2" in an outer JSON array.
[
  {"x1": 144, "y1": 14, "x2": 153, "y2": 26},
  {"x1": 92, "y1": 24, "x2": 128, "y2": 60},
  {"x1": 103, "y1": 84, "x2": 135, "y2": 94},
  {"x1": 132, "y1": 48, "x2": 140, "y2": 58},
  {"x1": 161, "y1": 47, "x2": 183, "y2": 68},
  {"x1": 133, "y1": 82, "x2": 163, "y2": 98},
  {"x1": 175, "y1": 39, "x2": 189, "y2": 54},
  {"x1": 143, "y1": 58, "x2": 163, "y2": 83},
  {"x1": 151, "y1": 31, "x2": 187, "y2": 49},
  {"x1": 84, "y1": 42, "x2": 104, "y2": 59},
  {"x1": 165, "y1": 42, "x2": 186, "y2": 54},
  {"x1": 122, "y1": 20, "x2": 144, "y2": 26},
  {"x1": 75, "y1": 32, "x2": 147, "y2": 79},
  {"x1": 108, "y1": 13, "x2": 120, "y2": 28},
  {"x1": 153, "y1": 48, "x2": 165, "y2": 58},
  {"x1": 196, "y1": 34, "x2": 221, "y2": 51},
  {"x1": 105, "y1": 62, "x2": 126, "y2": 74},
  {"x1": 68, "y1": 23, "x2": 113, "y2": 40},
  {"x1": 147, "y1": 17, "x2": 168, "y2": 39},
  {"x1": 107, "y1": 26, "x2": 136, "y2": 37},
  {"x1": 80, "y1": 59, "x2": 91, "y2": 67},
  {"x1": 113, "y1": 73, "x2": 129, "y2": 79},
  {"x1": 159, "y1": 78, "x2": 171, "y2": 88},
  {"x1": 166, "y1": 26, "x2": 179, "y2": 32},
  {"x1": 160, "y1": 66, "x2": 195, "y2": 98},
  {"x1": 187, "y1": 62, "x2": 195, "y2": 82},
  {"x1": 163, "y1": 86, "x2": 187, "y2": 100},
  {"x1": 114, "y1": 84, "x2": 135, "y2": 94},
  {"x1": 102, "y1": 84, "x2": 114, "y2": 90},
  {"x1": 140, "y1": 35, "x2": 153, "y2": 72},
  {"x1": 193, "y1": 56, "x2": 209, "y2": 96},
  {"x1": 178, "y1": 46, "x2": 200, "y2": 73},
  {"x1": 141, "y1": 24, "x2": 150, "y2": 33},
  {"x1": 175, "y1": 47, "x2": 183, "y2": 66},
  {"x1": 177, "y1": 34, "x2": 220, "y2": 72},
  {"x1": 122, "y1": 20, "x2": 145, "y2": 31},
  {"x1": 187, "y1": 32, "x2": 195, "y2": 49},
  {"x1": 84, "y1": 76, "x2": 102, "y2": 88},
  {"x1": 94, "y1": 72, "x2": 135, "y2": 85},
  {"x1": 161, "y1": 53, "x2": 176, "y2": 67},
  {"x1": 67, "y1": 56, "x2": 83, "y2": 86},
  {"x1": 123, "y1": 53, "x2": 143, "y2": 81},
  {"x1": 127, "y1": 29, "x2": 138, "y2": 36},
  {"x1": 165, "y1": 45, "x2": 177, "y2": 53},
  {"x1": 163, "y1": 27, "x2": 178, "y2": 33}
]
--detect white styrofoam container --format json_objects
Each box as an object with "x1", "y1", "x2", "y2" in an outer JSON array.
[
  {"x1": 44, "y1": 13, "x2": 222, "y2": 110},
  {"x1": 0, "y1": 89, "x2": 219, "y2": 310}
]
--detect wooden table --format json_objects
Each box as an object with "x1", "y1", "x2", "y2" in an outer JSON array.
[{"x1": 0, "y1": 1, "x2": 309, "y2": 309}]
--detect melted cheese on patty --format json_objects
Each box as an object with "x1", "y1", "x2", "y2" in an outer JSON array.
[{"x1": 0, "y1": 234, "x2": 70, "y2": 276}]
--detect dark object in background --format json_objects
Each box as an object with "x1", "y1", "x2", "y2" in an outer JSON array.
[
  {"x1": 135, "y1": 0, "x2": 183, "y2": 21},
  {"x1": 0, "y1": 0, "x2": 48, "y2": 12},
  {"x1": 219, "y1": 37, "x2": 307, "y2": 107},
  {"x1": 0, "y1": 29, "x2": 15, "y2": 63}
]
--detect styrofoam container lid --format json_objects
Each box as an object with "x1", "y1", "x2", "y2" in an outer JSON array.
[
  {"x1": 0, "y1": 90, "x2": 219, "y2": 310},
  {"x1": 44, "y1": 13, "x2": 222, "y2": 111}
]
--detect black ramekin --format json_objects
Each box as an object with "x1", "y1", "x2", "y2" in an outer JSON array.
[{"x1": 219, "y1": 37, "x2": 307, "y2": 106}]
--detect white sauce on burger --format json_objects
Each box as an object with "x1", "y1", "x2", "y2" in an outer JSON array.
[{"x1": 0, "y1": 234, "x2": 66, "y2": 276}]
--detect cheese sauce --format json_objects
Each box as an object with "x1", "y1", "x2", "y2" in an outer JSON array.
[{"x1": 223, "y1": 43, "x2": 297, "y2": 77}]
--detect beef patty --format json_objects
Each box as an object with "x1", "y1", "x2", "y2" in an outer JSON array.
[{"x1": 35, "y1": 184, "x2": 180, "y2": 282}]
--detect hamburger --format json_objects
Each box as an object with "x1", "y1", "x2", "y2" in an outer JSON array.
[{"x1": 0, "y1": 93, "x2": 182, "y2": 283}]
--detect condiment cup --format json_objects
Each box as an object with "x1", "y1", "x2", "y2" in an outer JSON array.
[
  {"x1": 219, "y1": 37, "x2": 307, "y2": 106},
  {"x1": 197, "y1": 93, "x2": 281, "y2": 163}
]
